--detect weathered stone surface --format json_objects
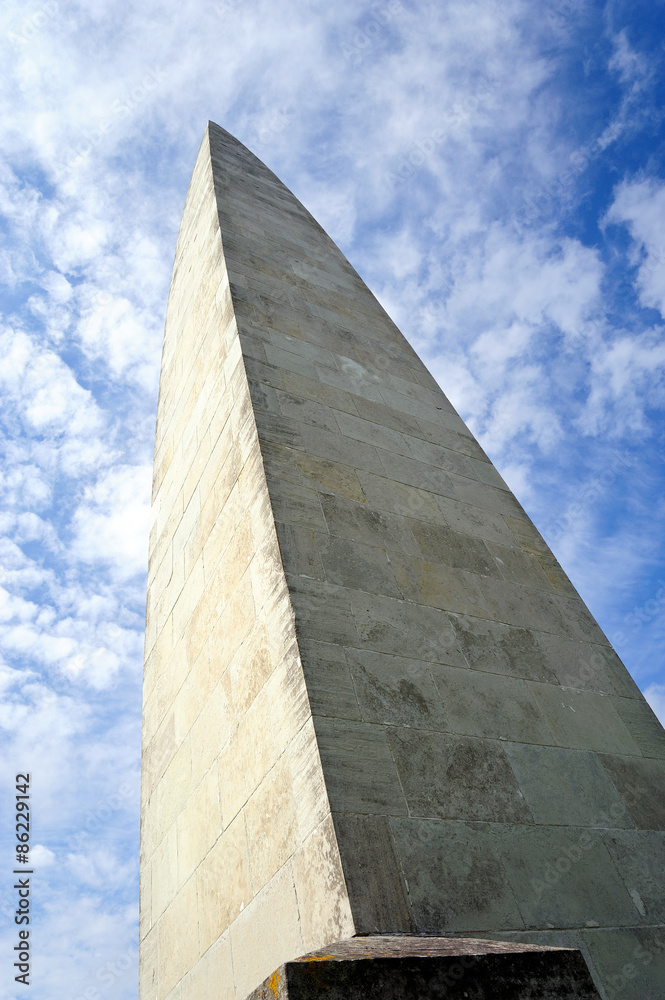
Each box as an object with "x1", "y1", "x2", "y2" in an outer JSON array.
[
  {"x1": 246, "y1": 937, "x2": 602, "y2": 1000},
  {"x1": 503, "y1": 743, "x2": 634, "y2": 828},
  {"x1": 141, "y1": 122, "x2": 665, "y2": 1000}
]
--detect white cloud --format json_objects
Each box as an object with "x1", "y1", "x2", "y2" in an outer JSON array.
[
  {"x1": 31, "y1": 843, "x2": 56, "y2": 867},
  {"x1": 606, "y1": 177, "x2": 665, "y2": 317},
  {"x1": 0, "y1": 461, "x2": 52, "y2": 508},
  {"x1": 71, "y1": 464, "x2": 151, "y2": 580},
  {"x1": 608, "y1": 29, "x2": 650, "y2": 89},
  {"x1": 66, "y1": 848, "x2": 136, "y2": 889},
  {"x1": 579, "y1": 329, "x2": 665, "y2": 435},
  {"x1": 0, "y1": 326, "x2": 106, "y2": 454},
  {"x1": 643, "y1": 683, "x2": 665, "y2": 727}
]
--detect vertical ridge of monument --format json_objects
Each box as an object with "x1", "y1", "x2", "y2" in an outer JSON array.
[
  {"x1": 140, "y1": 121, "x2": 665, "y2": 1000},
  {"x1": 140, "y1": 125, "x2": 355, "y2": 1000}
]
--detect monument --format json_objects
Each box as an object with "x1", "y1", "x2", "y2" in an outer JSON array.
[{"x1": 140, "y1": 122, "x2": 665, "y2": 1000}]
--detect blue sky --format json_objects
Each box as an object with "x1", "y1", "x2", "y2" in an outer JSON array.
[{"x1": 0, "y1": 1, "x2": 664, "y2": 997}]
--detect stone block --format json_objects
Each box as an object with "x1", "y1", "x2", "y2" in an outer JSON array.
[
  {"x1": 352, "y1": 394, "x2": 425, "y2": 439},
  {"x1": 158, "y1": 876, "x2": 199, "y2": 998},
  {"x1": 319, "y1": 493, "x2": 420, "y2": 557},
  {"x1": 297, "y1": 640, "x2": 361, "y2": 721},
  {"x1": 356, "y1": 470, "x2": 442, "y2": 522},
  {"x1": 293, "y1": 451, "x2": 366, "y2": 503},
  {"x1": 416, "y1": 413, "x2": 486, "y2": 458},
  {"x1": 173, "y1": 642, "x2": 215, "y2": 746},
  {"x1": 196, "y1": 813, "x2": 252, "y2": 954},
  {"x1": 319, "y1": 535, "x2": 403, "y2": 598},
  {"x1": 492, "y1": 824, "x2": 637, "y2": 929},
  {"x1": 404, "y1": 433, "x2": 475, "y2": 478},
  {"x1": 599, "y1": 754, "x2": 665, "y2": 830},
  {"x1": 430, "y1": 664, "x2": 554, "y2": 744},
  {"x1": 275, "y1": 389, "x2": 338, "y2": 431},
  {"x1": 313, "y1": 717, "x2": 407, "y2": 816},
  {"x1": 275, "y1": 521, "x2": 326, "y2": 581},
  {"x1": 551, "y1": 594, "x2": 610, "y2": 646},
  {"x1": 503, "y1": 744, "x2": 634, "y2": 828},
  {"x1": 229, "y1": 864, "x2": 304, "y2": 1000},
  {"x1": 147, "y1": 736, "x2": 192, "y2": 852},
  {"x1": 409, "y1": 520, "x2": 500, "y2": 577},
  {"x1": 614, "y1": 694, "x2": 665, "y2": 757},
  {"x1": 288, "y1": 578, "x2": 359, "y2": 647},
  {"x1": 335, "y1": 409, "x2": 410, "y2": 456},
  {"x1": 583, "y1": 925, "x2": 665, "y2": 998},
  {"x1": 316, "y1": 363, "x2": 385, "y2": 404},
  {"x1": 264, "y1": 642, "x2": 311, "y2": 755},
  {"x1": 448, "y1": 472, "x2": 526, "y2": 519},
  {"x1": 437, "y1": 493, "x2": 518, "y2": 544},
  {"x1": 345, "y1": 648, "x2": 447, "y2": 729},
  {"x1": 448, "y1": 614, "x2": 558, "y2": 682},
  {"x1": 247, "y1": 937, "x2": 602, "y2": 1000},
  {"x1": 527, "y1": 684, "x2": 641, "y2": 755},
  {"x1": 229, "y1": 621, "x2": 275, "y2": 720},
  {"x1": 280, "y1": 369, "x2": 359, "y2": 415},
  {"x1": 533, "y1": 632, "x2": 616, "y2": 694},
  {"x1": 602, "y1": 829, "x2": 665, "y2": 923},
  {"x1": 477, "y1": 575, "x2": 566, "y2": 633},
  {"x1": 176, "y1": 763, "x2": 223, "y2": 887},
  {"x1": 296, "y1": 421, "x2": 384, "y2": 474},
  {"x1": 596, "y1": 645, "x2": 645, "y2": 700},
  {"x1": 332, "y1": 813, "x2": 414, "y2": 934},
  {"x1": 244, "y1": 759, "x2": 299, "y2": 891},
  {"x1": 386, "y1": 728, "x2": 533, "y2": 823},
  {"x1": 390, "y1": 820, "x2": 525, "y2": 933},
  {"x1": 378, "y1": 449, "x2": 456, "y2": 498},
  {"x1": 285, "y1": 717, "x2": 330, "y2": 843},
  {"x1": 181, "y1": 934, "x2": 234, "y2": 1000},
  {"x1": 218, "y1": 692, "x2": 275, "y2": 826},
  {"x1": 292, "y1": 815, "x2": 355, "y2": 953},
  {"x1": 485, "y1": 539, "x2": 555, "y2": 590},
  {"x1": 349, "y1": 589, "x2": 465, "y2": 666},
  {"x1": 151, "y1": 822, "x2": 178, "y2": 922}
]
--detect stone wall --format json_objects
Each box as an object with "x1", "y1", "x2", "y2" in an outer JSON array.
[{"x1": 140, "y1": 128, "x2": 353, "y2": 1000}]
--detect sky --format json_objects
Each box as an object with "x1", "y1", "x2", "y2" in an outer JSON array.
[{"x1": 0, "y1": 0, "x2": 664, "y2": 997}]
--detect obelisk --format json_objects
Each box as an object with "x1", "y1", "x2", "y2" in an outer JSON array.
[{"x1": 140, "y1": 122, "x2": 665, "y2": 1000}]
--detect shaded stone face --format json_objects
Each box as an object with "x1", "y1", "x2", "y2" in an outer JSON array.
[
  {"x1": 246, "y1": 937, "x2": 602, "y2": 1000},
  {"x1": 140, "y1": 122, "x2": 665, "y2": 1000}
]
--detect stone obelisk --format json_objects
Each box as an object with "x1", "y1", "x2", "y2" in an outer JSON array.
[{"x1": 140, "y1": 122, "x2": 665, "y2": 1000}]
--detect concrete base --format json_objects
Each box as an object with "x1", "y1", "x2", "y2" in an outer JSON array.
[{"x1": 246, "y1": 936, "x2": 601, "y2": 1000}]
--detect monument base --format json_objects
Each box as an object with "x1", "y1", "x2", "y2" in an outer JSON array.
[{"x1": 246, "y1": 936, "x2": 601, "y2": 1000}]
